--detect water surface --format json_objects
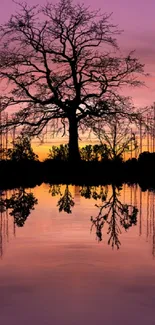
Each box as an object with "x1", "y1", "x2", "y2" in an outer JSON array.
[{"x1": 0, "y1": 184, "x2": 155, "y2": 325}]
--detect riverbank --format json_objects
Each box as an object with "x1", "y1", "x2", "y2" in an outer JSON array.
[{"x1": 0, "y1": 154, "x2": 154, "y2": 191}]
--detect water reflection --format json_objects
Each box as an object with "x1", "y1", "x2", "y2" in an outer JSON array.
[
  {"x1": 0, "y1": 188, "x2": 38, "y2": 257},
  {"x1": 146, "y1": 190, "x2": 155, "y2": 257},
  {"x1": 0, "y1": 190, "x2": 10, "y2": 257},
  {"x1": 49, "y1": 184, "x2": 155, "y2": 255},
  {"x1": 0, "y1": 185, "x2": 155, "y2": 325},
  {"x1": 49, "y1": 184, "x2": 75, "y2": 213},
  {"x1": 80, "y1": 185, "x2": 107, "y2": 201},
  {"x1": 90, "y1": 185, "x2": 138, "y2": 248},
  {"x1": 49, "y1": 184, "x2": 138, "y2": 248},
  {"x1": 0, "y1": 184, "x2": 155, "y2": 257},
  {"x1": 5, "y1": 188, "x2": 38, "y2": 227},
  {"x1": 57, "y1": 185, "x2": 75, "y2": 213}
]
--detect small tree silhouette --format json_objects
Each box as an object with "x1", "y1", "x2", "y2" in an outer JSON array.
[
  {"x1": 48, "y1": 144, "x2": 69, "y2": 161},
  {"x1": 91, "y1": 115, "x2": 138, "y2": 161},
  {"x1": 7, "y1": 136, "x2": 38, "y2": 161}
]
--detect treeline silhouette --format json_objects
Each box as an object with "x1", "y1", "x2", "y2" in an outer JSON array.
[
  {"x1": 0, "y1": 141, "x2": 155, "y2": 190},
  {"x1": 48, "y1": 144, "x2": 113, "y2": 162}
]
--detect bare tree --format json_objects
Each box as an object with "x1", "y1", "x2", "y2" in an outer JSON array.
[
  {"x1": 0, "y1": 0, "x2": 145, "y2": 161},
  {"x1": 90, "y1": 113, "x2": 138, "y2": 160}
]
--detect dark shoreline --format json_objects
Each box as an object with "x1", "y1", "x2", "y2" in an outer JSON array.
[{"x1": 0, "y1": 155, "x2": 154, "y2": 191}]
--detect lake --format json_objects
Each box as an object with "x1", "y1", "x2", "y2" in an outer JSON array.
[{"x1": 0, "y1": 183, "x2": 155, "y2": 325}]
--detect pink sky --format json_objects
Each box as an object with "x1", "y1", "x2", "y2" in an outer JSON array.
[{"x1": 0, "y1": 0, "x2": 155, "y2": 107}]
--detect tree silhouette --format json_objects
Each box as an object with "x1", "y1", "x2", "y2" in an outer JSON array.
[
  {"x1": 48, "y1": 144, "x2": 69, "y2": 161},
  {"x1": 7, "y1": 136, "x2": 38, "y2": 161},
  {"x1": 47, "y1": 144, "x2": 109, "y2": 161},
  {"x1": 79, "y1": 144, "x2": 109, "y2": 161},
  {"x1": 90, "y1": 185, "x2": 138, "y2": 248},
  {"x1": 5, "y1": 188, "x2": 38, "y2": 227},
  {"x1": 91, "y1": 115, "x2": 138, "y2": 160},
  {"x1": 0, "y1": 0, "x2": 144, "y2": 161}
]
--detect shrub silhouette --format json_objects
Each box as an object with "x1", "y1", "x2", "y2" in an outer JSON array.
[{"x1": 7, "y1": 136, "x2": 38, "y2": 161}]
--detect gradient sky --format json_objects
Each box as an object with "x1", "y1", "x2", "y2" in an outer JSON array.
[{"x1": 1, "y1": 0, "x2": 155, "y2": 107}]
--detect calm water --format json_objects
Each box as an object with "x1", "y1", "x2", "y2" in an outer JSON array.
[{"x1": 0, "y1": 183, "x2": 155, "y2": 325}]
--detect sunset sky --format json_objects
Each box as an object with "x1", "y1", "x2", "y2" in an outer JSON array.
[{"x1": 0, "y1": 0, "x2": 155, "y2": 159}]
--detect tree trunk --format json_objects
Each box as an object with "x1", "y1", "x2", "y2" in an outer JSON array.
[{"x1": 68, "y1": 115, "x2": 81, "y2": 162}]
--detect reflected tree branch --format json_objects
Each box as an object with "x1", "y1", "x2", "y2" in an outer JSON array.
[
  {"x1": 49, "y1": 184, "x2": 75, "y2": 213},
  {"x1": 90, "y1": 184, "x2": 138, "y2": 248},
  {"x1": 80, "y1": 185, "x2": 108, "y2": 201},
  {"x1": 5, "y1": 188, "x2": 38, "y2": 227}
]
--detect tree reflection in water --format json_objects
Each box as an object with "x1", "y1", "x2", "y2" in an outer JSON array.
[
  {"x1": 49, "y1": 184, "x2": 62, "y2": 197},
  {"x1": 80, "y1": 185, "x2": 108, "y2": 201},
  {"x1": 5, "y1": 188, "x2": 38, "y2": 227},
  {"x1": 0, "y1": 190, "x2": 6, "y2": 214},
  {"x1": 90, "y1": 185, "x2": 138, "y2": 248},
  {"x1": 49, "y1": 184, "x2": 75, "y2": 213},
  {"x1": 50, "y1": 184, "x2": 138, "y2": 249}
]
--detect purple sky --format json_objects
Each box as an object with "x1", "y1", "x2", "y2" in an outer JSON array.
[{"x1": 0, "y1": 0, "x2": 155, "y2": 107}]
